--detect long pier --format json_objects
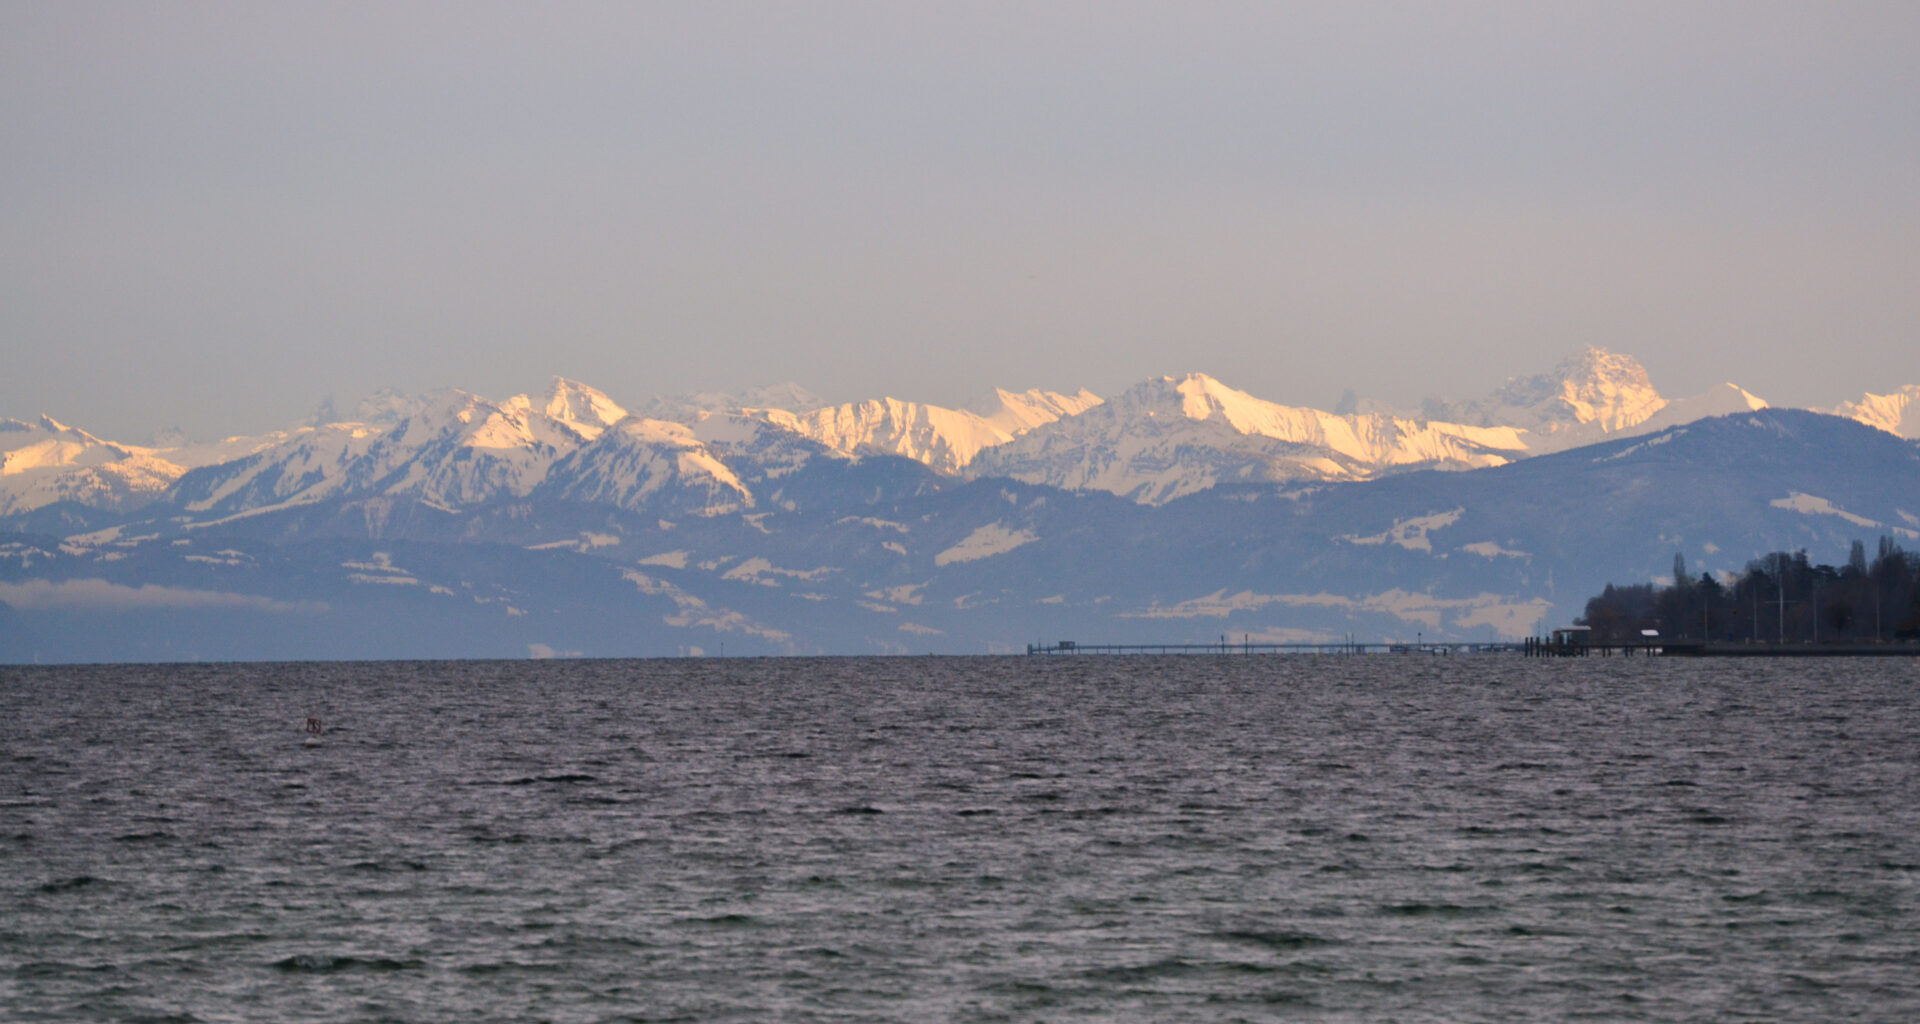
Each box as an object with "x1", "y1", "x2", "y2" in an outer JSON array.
[
  {"x1": 1025, "y1": 640, "x2": 1503, "y2": 656},
  {"x1": 1024, "y1": 639, "x2": 1920, "y2": 658}
]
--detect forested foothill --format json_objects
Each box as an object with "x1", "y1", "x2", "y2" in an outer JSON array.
[{"x1": 1578, "y1": 540, "x2": 1920, "y2": 647}]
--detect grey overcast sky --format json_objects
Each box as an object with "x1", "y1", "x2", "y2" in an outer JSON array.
[{"x1": 3, "y1": 2, "x2": 1916, "y2": 441}]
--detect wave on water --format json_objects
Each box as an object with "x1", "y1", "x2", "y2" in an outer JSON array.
[
  {"x1": 270, "y1": 954, "x2": 425, "y2": 973},
  {"x1": 4, "y1": 656, "x2": 1920, "y2": 1022}
]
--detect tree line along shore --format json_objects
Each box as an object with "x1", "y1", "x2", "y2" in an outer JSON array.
[{"x1": 1578, "y1": 539, "x2": 1920, "y2": 648}]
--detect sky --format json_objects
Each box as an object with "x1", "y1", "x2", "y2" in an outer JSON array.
[{"x1": 3, "y1": 2, "x2": 1917, "y2": 442}]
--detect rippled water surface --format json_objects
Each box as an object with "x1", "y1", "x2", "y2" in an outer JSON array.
[{"x1": 5, "y1": 655, "x2": 1919, "y2": 1022}]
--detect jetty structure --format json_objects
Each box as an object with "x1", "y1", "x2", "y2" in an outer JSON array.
[
  {"x1": 1024, "y1": 633, "x2": 1920, "y2": 658},
  {"x1": 1025, "y1": 638, "x2": 1492, "y2": 656}
]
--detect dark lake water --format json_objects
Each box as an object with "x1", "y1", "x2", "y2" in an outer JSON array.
[{"x1": 4, "y1": 655, "x2": 1919, "y2": 1022}]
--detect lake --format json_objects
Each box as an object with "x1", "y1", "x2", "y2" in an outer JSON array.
[{"x1": 4, "y1": 655, "x2": 1917, "y2": 1022}]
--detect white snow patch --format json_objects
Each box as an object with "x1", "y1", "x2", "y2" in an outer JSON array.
[
  {"x1": 1122, "y1": 587, "x2": 1550, "y2": 638},
  {"x1": 621, "y1": 569, "x2": 667, "y2": 594},
  {"x1": 342, "y1": 553, "x2": 403, "y2": 572},
  {"x1": 0, "y1": 579, "x2": 325, "y2": 613},
  {"x1": 663, "y1": 605, "x2": 790, "y2": 641},
  {"x1": 1340, "y1": 509, "x2": 1464, "y2": 552},
  {"x1": 1125, "y1": 590, "x2": 1352, "y2": 618},
  {"x1": 1769, "y1": 492, "x2": 1881, "y2": 528},
  {"x1": 1239, "y1": 626, "x2": 1343, "y2": 643},
  {"x1": 63, "y1": 526, "x2": 125, "y2": 547},
  {"x1": 1360, "y1": 589, "x2": 1548, "y2": 632},
  {"x1": 179, "y1": 497, "x2": 325, "y2": 530},
  {"x1": 184, "y1": 554, "x2": 248, "y2": 566},
  {"x1": 639, "y1": 550, "x2": 690, "y2": 569},
  {"x1": 837, "y1": 516, "x2": 909, "y2": 533},
  {"x1": 525, "y1": 531, "x2": 620, "y2": 554},
  {"x1": 348, "y1": 573, "x2": 420, "y2": 586},
  {"x1": 935, "y1": 523, "x2": 1038, "y2": 566},
  {"x1": 1452, "y1": 598, "x2": 1556, "y2": 636},
  {"x1": 1596, "y1": 430, "x2": 1680, "y2": 462},
  {"x1": 720, "y1": 557, "x2": 833, "y2": 586},
  {"x1": 864, "y1": 583, "x2": 925, "y2": 605}
]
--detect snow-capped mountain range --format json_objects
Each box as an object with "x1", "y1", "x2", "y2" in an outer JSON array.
[
  {"x1": 8, "y1": 404, "x2": 1919, "y2": 661},
  {"x1": 1, "y1": 348, "x2": 1912, "y2": 521}
]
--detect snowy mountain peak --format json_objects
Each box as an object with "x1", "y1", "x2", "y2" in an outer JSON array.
[
  {"x1": 537, "y1": 415, "x2": 753, "y2": 516},
  {"x1": 2, "y1": 356, "x2": 1895, "y2": 523},
  {"x1": 2, "y1": 415, "x2": 123, "y2": 474},
  {"x1": 1173, "y1": 373, "x2": 1273, "y2": 426},
  {"x1": 972, "y1": 388, "x2": 1104, "y2": 435},
  {"x1": 395, "y1": 389, "x2": 492, "y2": 441},
  {"x1": 539, "y1": 377, "x2": 629, "y2": 441},
  {"x1": 1546, "y1": 347, "x2": 1668, "y2": 429},
  {"x1": 604, "y1": 416, "x2": 704, "y2": 448},
  {"x1": 0, "y1": 415, "x2": 177, "y2": 515},
  {"x1": 759, "y1": 398, "x2": 1001, "y2": 475},
  {"x1": 1831, "y1": 385, "x2": 1920, "y2": 439},
  {"x1": 348, "y1": 387, "x2": 421, "y2": 427},
  {"x1": 755, "y1": 388, "x2": 1101, "y2": 476},
  {"x1": 973, "y1": 372, "x2": 1532, "y2": 504},
  {"x1": 1722, "y1": 383, "x2": 1769, "y2": 411},
  {"x1": 1652, "y1": 382, "x2": 1769, "y2": 426},
  {"x1": 1443, "y1": 346, "x2": 1667, "y2": 436}
]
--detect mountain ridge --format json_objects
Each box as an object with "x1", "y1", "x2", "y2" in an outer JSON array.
[
  {"x1": 7, "y1": 407, "x2": 1918, "y2": 660},
  {"x1": 4, "y1": 348, "x2": 1915, "y2": 521}
]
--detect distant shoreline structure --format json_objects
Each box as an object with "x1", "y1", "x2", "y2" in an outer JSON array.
[{"x1": 1024, "y1": 639, "x2": 1920, "y2": 658}]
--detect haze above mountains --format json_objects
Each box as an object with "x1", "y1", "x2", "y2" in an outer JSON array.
[{"x1": 4, "y1": 347, "x2": 1916, "y2": 520}]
